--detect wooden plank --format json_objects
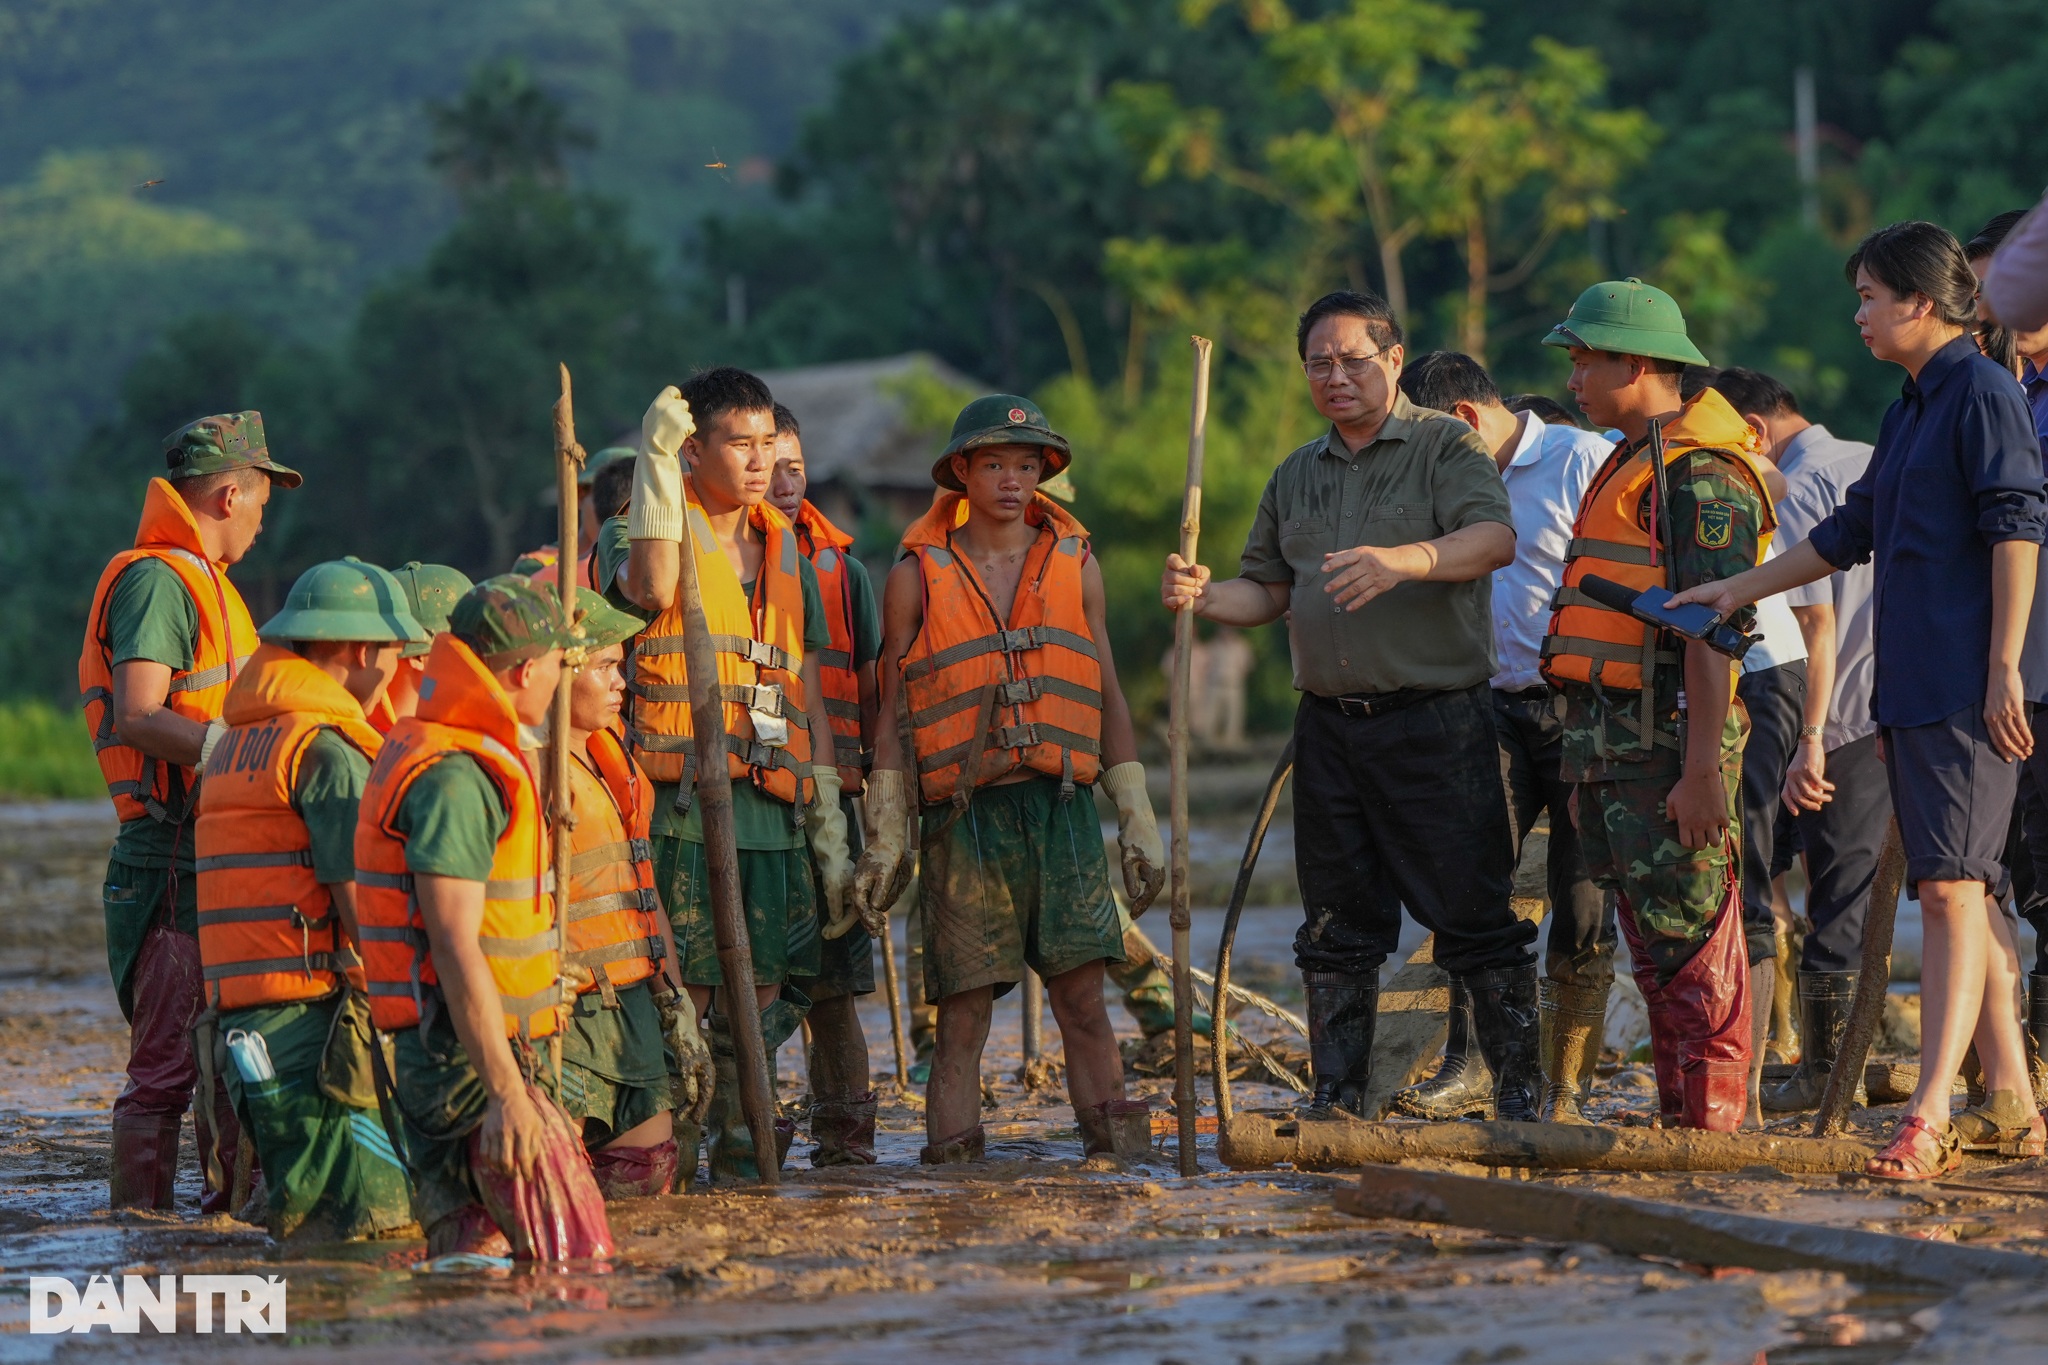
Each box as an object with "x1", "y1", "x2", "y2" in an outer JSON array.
[{"x1": 1334, "y1": 1163, "x2": 2048, "y2": 1290}]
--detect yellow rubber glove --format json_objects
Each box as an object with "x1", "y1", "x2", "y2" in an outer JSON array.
[
  {"x1": 851, "y1": 768, "x2": 911, "y2": 934},
  {"x1": 628, "y1": 386, "x2": 694, "y2": 542},
  {"x1": 808, "y1": 767, "x2": 857, "y2": 939},
  {"x1": 1100, "y1": 761, "x2": 1166, "y2": 916}
]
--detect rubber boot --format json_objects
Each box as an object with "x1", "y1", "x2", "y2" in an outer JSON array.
[
  {"x1": 1768, "y1": 919, "x2": 1802, "y2": 1064},
  {"x1": 1464, "y1": 963, "x2": 1542, "y2": 1122},
  {"x1": 1744, "y1": 959, "x2": 1774, "y2": 1130},
  {"x1": 1636, "y1": 884, "x2": 1750, "y2": 1132},
  {"x1": 1392, "y1": 980, "x2": 1493, "y2": 1120},
  {"x1": 2029, "y1": 974, "x2": 2048, "y2": 1100},
  {"x1": 1617, "y1": 894, "x2": 1683, "y2": 1126},
  {"x1": 108, "y1": 1113, "x2": 181, "y2": 1211},
  {"x1": 590, "y1": 1139, "x2": 680, "y2": 1199},
  {"x1": 1076, "y1": 1099, "x2": 1153, "y2": 1161},
  {"x1": 1299, "y1": 973, "x2": 1377, "y2": 1121},
  {"x1": 1540, "y1": 977, "x2": 1609, "y2": 1124},
  {"x1": 1762, "y1": 972, "x2": 1862, "y2": 1112},
  {"x1": 809, "y1": 1092, "x2": 879, "y2": 1167},
  {"x1": 919, "y1": 1124, "x2": 986, "y2": 1164},
  {"x1": 427, "y1": 1204, "x2": 512, "y2": 1258}
]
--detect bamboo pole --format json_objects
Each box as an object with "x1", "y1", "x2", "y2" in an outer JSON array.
[
  {"x1": 1168, "y1": 335, "x2": 1213, "y2": 1177},
  {"x1": 548, "y1": 364, "x2": 586, "y2": 1091},
  {"x1": 877, "y1": 910, "x2": 912, "y2": 1097},
  {"x1": 1814, "y1": 818, "x2": 1905, "y2": 1138},
  {"x1": 1021, "y1": 969, "x2": 1044, "y2": 1071},
  {"x1": 672, "y1": 480, "x2": 780, "y2": 1184}
]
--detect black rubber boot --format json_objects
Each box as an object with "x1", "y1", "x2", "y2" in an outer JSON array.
[
  {"x1": 2030, "y1": 973, "x2": 2048, "y2": 1101},
  {"x1": 1299, "y1": 972, "x2": 1377, "y2": 1121},
  {"x1": 1762, "y1": 971, "x2": 1863, "y2": 1112},
  {"x1": 1464, "y1": 963, "x2": 1542, "y2": 1122},
  {"x1": 1392, "y1": 979, "x2": 1493, "y2": 1119}
]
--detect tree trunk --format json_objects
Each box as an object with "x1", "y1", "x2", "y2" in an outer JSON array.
[{"x1": 1461, "y1": 211, "x2": 1488, "y2": 365}]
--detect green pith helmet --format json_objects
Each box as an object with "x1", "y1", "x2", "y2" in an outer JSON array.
[
  {"x1": 259, "y1": 558, "x2": 427, "y2": 645},
  {"x1": 932, "y1": 394, "x2": 1072, "y2": 491},
  {"x1": 1541, "y1": 278, "x2": 1710, "y2": 366},
  {"x1": 448, "y1": 574, "x2": 578, "y2": 667},
  {"x1": 163, "y1": 410, "x2": 303, "y2": 488},
  {"x1": 390, "y1": 562, "x2": 474, "y2": 658},
  {"x1": 580, "y1": 446, "x2": 635, "y2": 487},
  {"x1": 572, "y1": 588, "x2": 643, "y2": 653}
]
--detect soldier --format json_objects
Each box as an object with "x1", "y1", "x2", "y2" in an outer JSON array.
[
  {"x1": 856, "y1": 395, "x2": 1167, "y2": 1164},
  {"x1": 549, "y1": 589, "x2": 711, "y2": 1198},
  {"x1": 370, "y1": 563, "x2": 473, "y2": 732},
  {"x1": 195, "y1": 557, "x2": 425, "y2": 1241},
  {"x1": 1540, "y1": 279, "x2": 1775, "y2": 1132},
  {"x1": 513, "y1": 446, "x2": 636, "y2": 584},
  {"x1": 79, "y1": 411, "x2": 299, "y2": 1212},
  {"x1": 767, "y1": 403, "x2": 885, "y2": 1164},
  {"x1": 611, "y1": 367, "x2": 854, "y2": 1183},
  {"x1": 356, "y1": 577, "x2": 611, "y2": 1259}
]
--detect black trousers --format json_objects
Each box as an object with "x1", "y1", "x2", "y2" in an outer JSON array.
[
  {"x1": 1792, "y1": 732, "x2": 1892, "y2": 972},
  {"x1": 1493, "y1": 685, "x2": 1612, "y2": 984},
  {"x1": 1735, "y1": 660, "x2": 1806, "y2": 965},
  {"x1": 2011, "y1": 707, "x2": 2048, "y2": 974},
  {"x1": 1292, "y1": 684, "x2": 1536, "y2": 979}
]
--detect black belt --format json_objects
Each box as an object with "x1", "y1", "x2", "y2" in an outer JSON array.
[{"x1": 1315, "y1": 687, "x2": 1436, "y2": 718}]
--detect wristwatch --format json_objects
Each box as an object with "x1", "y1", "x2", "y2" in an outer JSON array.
[{"x1": 1798, "y1": 724, "x2": 1825, "y2": 740}]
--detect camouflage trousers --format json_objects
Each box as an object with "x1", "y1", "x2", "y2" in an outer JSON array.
[{"x1": 1574, "y1": 739, "x2": 1744, "y2": 983}]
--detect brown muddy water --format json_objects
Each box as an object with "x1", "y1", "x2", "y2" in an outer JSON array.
[{"x1": 1, "y1": 797, "x2": 2043, "y2": 1363}]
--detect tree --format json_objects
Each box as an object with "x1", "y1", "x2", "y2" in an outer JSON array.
[{"x1": 428, "y1": 57, "x2": 593, "y2": 197}]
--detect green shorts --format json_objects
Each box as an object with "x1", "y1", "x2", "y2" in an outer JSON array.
[
  {"x1": 656, "y1": 833, "x2": 821, "y2": 988},
  {"x1": 102, "y1": 857, "x2": 197, "y2": 1021},
  {"x1": 917, "y1": 776, "x2": 1124, "y2": 1002},
  {"x1": 793, "y1": 795, "x2": 874, "y2": 1003},
  {"x1": 221, "y1": 995, "x2": 416, "y2": 1242},
  {"x1": 558, "y1": 979, "x2": 672, "y2": 1146},
  {"x1": 389, "y1": 999, "x2": 561, "y2": 1234}
]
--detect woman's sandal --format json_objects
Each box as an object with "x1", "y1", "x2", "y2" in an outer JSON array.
[
  {"x1": 1952, "y1": 1091, "x2": 2047, "y2": 1157},
  {"x1": 1864, "y1": 1115, "x2": 1963, "y2": 1182}
]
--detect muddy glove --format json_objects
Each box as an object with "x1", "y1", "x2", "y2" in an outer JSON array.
[
  {"x1": 808, "y1": 767, "x2": 857, "y2": 939},
  {"x1": 655, "y1": 985, "x2": 714, "y2": 1125},
  {"x1": 195, "y1": 718, "x2": 230, "y2": 775},
  {"x1": 851, "y1": 767, "x2": 912, "y2": 934},
  {"x1": 628, "y1": 386, "x2": 694, "y2": 542},
  {"x1": 1100, "y1": 761, "x2": 1166, "y2": 916}
]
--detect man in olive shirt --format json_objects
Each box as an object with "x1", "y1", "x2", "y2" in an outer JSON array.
[{"x1": 1161, "y1": 290, "x2": 1541, "y2": 1121}]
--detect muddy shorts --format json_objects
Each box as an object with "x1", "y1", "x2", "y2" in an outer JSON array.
[
  {"x1": 1575, "y1": 736, "x2": 1743, "y2": 982},
  {"x1": 917, "y1": 775, "x2": 1125, "y2": 1002},
  {"x1": 558, "y1": 978, "x2": 672, "y2": 1147},
  {"x1": 656, "y1": 833, "x2": 821, "y2": 988},
  {"x1": 220, "y1": 995, "x2": 416, "y2": 1241},
  {"x1": 389, "y1": 998, "x2": 563, "y2": 1234},
  {"x1": 793, "y1": 795, "x2": 874, "y2": 1003},
  {"x1": 102, "y1": 856, "x2": 197, "y2": 1021}
]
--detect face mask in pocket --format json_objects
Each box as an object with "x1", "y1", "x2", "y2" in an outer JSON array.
[{"x1": 224, "y1": 1027, "x2": 275, "y2": 1085}]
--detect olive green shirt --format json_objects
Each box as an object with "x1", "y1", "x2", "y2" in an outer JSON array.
[
  {"x1": 102, "y1": 558, "x2": 203, "y2": 870},
  {"x1": 295, "y1": 728, "x2": 372, "y2": 884},
  {"x1": 392, "y1": 754, "x2": 509, "y2": 882},
  {"x1": 1239, "y1": 393, "x2": 1514, "y2": 697}
]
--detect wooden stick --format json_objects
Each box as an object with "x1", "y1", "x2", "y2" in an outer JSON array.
[
  {"x1": 1211, "y1": 740, "x2": 1293, "y2": 1125},
  {"x1": 673, "y1": 483, "x2": 780, "y2": 1184},
  {"x1": 1168, "y1": 335, "x2": 1213, "y2": 1177},
  {"x1": 877, "y1": 905, "x2": 912, "y2": 1097},
  {"x1": 1021, "y1": 968, "x2": 1044, "y2": 1069},
  {"x1": 549, "y1": 364, "x2": 587, "y2": 1091},
  {"x1": 1815, "y1": 817, "x2": 1905, "y2": 1138}
]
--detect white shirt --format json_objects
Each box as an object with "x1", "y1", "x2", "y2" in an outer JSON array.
[
  {"x1": 1740, "y1": 540, "x2": 1810, "y2": 673},
  {"x1": 1490, "y1": 413, "x2": 1613, "y2": 691}
]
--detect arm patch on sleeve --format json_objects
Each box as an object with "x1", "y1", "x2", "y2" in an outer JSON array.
[{"x1": 1695, "y1": 500, "x2": 1734, "y2": 549}]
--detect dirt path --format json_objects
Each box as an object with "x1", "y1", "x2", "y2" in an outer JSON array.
[{"x1": 2, "y1": 800, "x2": 2043, "y2": 1363}]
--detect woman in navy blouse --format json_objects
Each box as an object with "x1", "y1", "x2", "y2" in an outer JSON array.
[{"x1": 1674, "y1": 221, "x2": 2046, "y2": 1179}]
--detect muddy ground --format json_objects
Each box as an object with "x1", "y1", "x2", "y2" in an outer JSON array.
[{"x1": 3, "y1": 783, "x2": 2047, "y2": 1363}]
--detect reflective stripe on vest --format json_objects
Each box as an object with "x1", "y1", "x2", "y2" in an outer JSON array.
[
  {"x1": 796, "y1": 502, "x2": 869, "y2": 794},
  {"x1": 562, "y1": 729, "x2": 664, "y2": 993}
]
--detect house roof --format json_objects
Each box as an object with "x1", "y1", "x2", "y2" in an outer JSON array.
[{"x1": 757, "y1": 353, "x2": 986, "y2": 489}]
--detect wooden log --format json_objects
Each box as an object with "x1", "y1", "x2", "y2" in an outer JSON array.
[
  {"x1": 1335, "y1": 1162, "x2": 2048, "y2": 1289},
  {"x1": 1219, "y1": 1113, "x2": 1875, "y2": 1173}
]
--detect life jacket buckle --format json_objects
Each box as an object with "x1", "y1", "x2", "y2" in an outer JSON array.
[{"x1": 997, "y1": 677, "x2": 1043, "y2": 706}]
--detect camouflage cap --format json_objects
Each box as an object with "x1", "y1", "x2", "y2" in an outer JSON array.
[
  {"x1": 162, "y1": 411, "x2": 302, "y2": 488},
  {"x1": 579, "y1": 446, "x2": 636, "y2": 488},
  {"x1": 389, "y1": 562, "x2": 475, "y2": 658},
  {"x1": 259, "y1": 557, "x2": 428, "y2": 645},
  {"x1": 933, "y1": 394, "x2": 1072, "y2": 491},
  {"x1": 448, "y1": 575, "x2": 577, "y2": 668},
  {"x1": 570, "y1": 588, "x2": 643, "y2": 655}
]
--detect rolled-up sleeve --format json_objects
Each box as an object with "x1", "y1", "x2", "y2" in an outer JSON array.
[
  {"x1": 1962, "y1": 388, "x2": 2048, "y2": 546},
  {"x1": 1239, "y1": 473, "x2": 1291, "y2": 584}
]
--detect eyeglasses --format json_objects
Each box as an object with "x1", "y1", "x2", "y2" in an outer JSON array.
[{"x1": 1302, "y1": 350, "x2": 1386, "y2": 382}]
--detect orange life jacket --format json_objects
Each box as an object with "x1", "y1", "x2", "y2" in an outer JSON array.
[
  {"x1": 627, "y1": 481, "x2": 813, "y2": 807},
  {"x1": 899, "y1": 491, "x2": 1102, "y2": 805},
  {"x1": 195, "y1": 644, "x2": 382, "y2": 1010},
  {"x1": 355, "y1": 634, "x2": 563, "y2": 1040},
  {"x1": 563, "y1": 727, "x2": 664, "y2": 996},
  {"x1": 1541, "y1": 388, "x2": 1776, "y2": 756},
  {"x1": 367, "y1": 688, "x2": 399, "y2": 736},
  {"x1": 525, "y1": 546, "x2": 597, "y2": 595},
  {"x1": 78, "y1": 479, "x2": 260, "y2": 824},
  {"x1": 792, "y1": 499, "x2": 866, "y2": 795}
]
